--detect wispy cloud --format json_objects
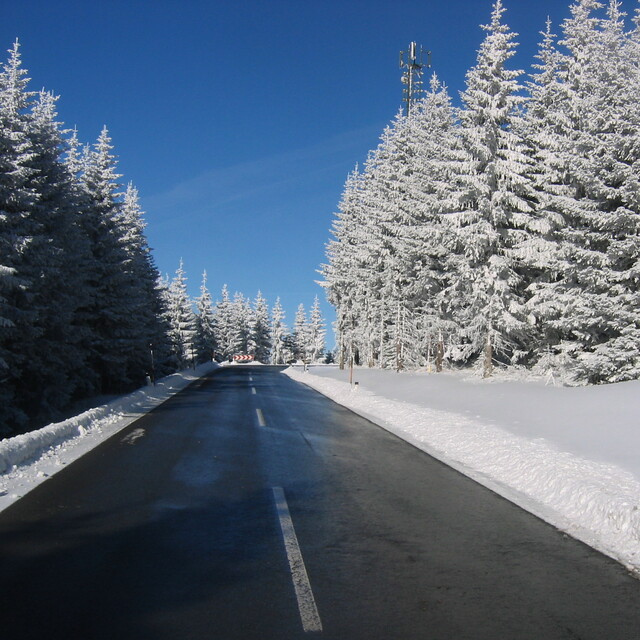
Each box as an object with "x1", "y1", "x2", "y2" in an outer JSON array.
[{"x1": 142, "y1": 124, "x2": 381, "y2": 228}]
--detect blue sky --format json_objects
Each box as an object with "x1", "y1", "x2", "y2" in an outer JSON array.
[{"x1": 2, "y1": 0, "x2": 575, "y2": 342}]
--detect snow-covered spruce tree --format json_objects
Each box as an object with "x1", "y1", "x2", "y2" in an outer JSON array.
[
  {"x1": 10, "y1": 90, "x2": 96, "y2": 424},
  {"x1": 65, "y1": 127, "x2": 87, "y2": 177},
  {"x1": 293, "y1": 303, "x2": 311, "y2": 361},
  {"x1": 76, "y1": 126, "x2": 155, "y2": 392},
  {"x1": 212, "y1": 287, "x2": 253, "y2": 359},
  {"x1": 0, "y1": 41, "x2": 39, "y2": 432},
  {"x1": 251, "y1": 291, "x2": 271, "y2": 363},
  {"x1": 354, "y1": 110, "x2": 446, "y2": 370},
  {"x1": 230, "y1": 291, "x2": 252, "y2": 355},
  {"x1": 156, "y1": 274, "x2": 181, "y2": 373},
  {"x1": 383, "y1": 75, "x2": 465, "y2": 369},
  {"x1": 322, "y1": 167, "x2": 372, "y2": 368},
  {"x1": 282, "y1": 333, "x2": 296, "y2": 364},
  {"x1": 145, "y1": 286, "x2": 175, "y2": 381},
  {"x1": 442, "y1": 0, "x2": 539, "y2": 372},
  {"x1": 354, "y1": 108, "x2": 453, "y2": 371},
  {"x1": 324, "y1": 1, "x2": 541, "y2": 373},
  {"x1": 0, "y1": 44, "x2": 104, "y2": 432},
  {"x1": 166, "y1": 260, "x2": 197, "y2": 368},
  {"x1": 309, "y1": 295, "x2": 326, "y2": 363},
  {"x1": 562, "y1": 0, "x2": 640, "y2": 383},
  {"x1": 270, "y1": 297, "x2": 288, "y2": 364},
  {"x1": 517, "y1": 18, "x2": 571, "y2": 369},
  {"x1": 325, "y1": 116, "x2": 422, "y2": 370},
  {"x1": 115, "y1": 183, "x2": 173, "y2": 381},
  {"x1": 214, "y1": 284, "x2": 235, "y2": 360},
  {"x1": 195, "y1": 270, "x2": 216, "y2": 362},
  {"x1": 523, "y1": 0, "x2": 640, "y2": 383},
  {"x1": 323, "y1": 75, "x2": 466, "y2": 371},
  {"x1": 361, "y1": 114, "x2": 414, "y2": 370}
]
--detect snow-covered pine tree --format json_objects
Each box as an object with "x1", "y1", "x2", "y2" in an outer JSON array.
[
  {"x1": 325, "y1": 114, "x2": 420, "y2": 370},
  {"x1": 561, "y1": 0, "x2": 640, "y2": 383},
  {"x1": 230, "y1": 291, "x2": 251, "y2": 356},
  {"x1": 293, "y1": 303, "x2": 313, "y2": 362},
  {"x1": 322, "y1": 150, "x2": 386, "y2": 369},
  {"x1": 77, "y1": 126, "x2": 149, "y2": 392},
  {"x1": 366, "y1": 108, "x2": 455, "y2": 370},
  {"x1": 323, "y1": 75, "x2": 466, "y2": 370},
  {"x1": 322, "y1": 167, "x2": 371, "y2": 368},
  {"x1": 518, "y1": 18, "x2": 570, "y2": 368},
  {"x1": 0, "y1": 45, "x2": 100, "y2": 432},
  {"x1": 11, "y1": 90, "x2": 96, "y2": 423},
  {"x1": 118, "y1": 182, "x2": 174, "y2": 379},
  {"x1": 65, "y1": 127, "x2": 87, "y2": 177},
  {"x1": 363, "y1": 114, "x2": 413, "y2": 369},
  {"x1": 443, "y1": 0, "x2": 538, "y2": 371},
  {"x1": 0, "y1": 41, "x2": 39, "y2": 432},
  {"x1": 322, "y1": 0, "x2": 640, "y2": 383},
  {"x1": 214, "y1": 284, "x2": 235, "y2": 360},
  {"x1": 195, "y1": 270, "x2": 216, "y2": 362},
  {"x1": 155, "y1": 273, "x2": 181, "y2": 373},
  {"x1": 519, "y1": 9, "x2": 597, "y2": 377},
  {"x1": 282, "y1": 333, "x2": 296, "y2": 364},
  {"x1": 144, "y1": 283, "x2": 175, "y2": 381},
  {"x1": 544, "y1": 0, "x2": 617, "y2": 381},
  {"x1": 166, "y1": 260, "x2": 197, "y2": 368},
  {"x1": 251, "y1": 291, "x2": 271, "y2": 363},
  {"x1": 309, "y1": 295, "x2": 326, "y2": 363},
  {"x1": 386, "y1": 75, "x2": 464, "y2": 369},
  {"x1": 523, "y1": 0, "x2": 640, "y2": 383},
  {"x1": 270, "y1": 297, "x2": 288, "y2": 364},
  {"x1": 0, "y1": 40, "x2": 184, "y2": 432}
]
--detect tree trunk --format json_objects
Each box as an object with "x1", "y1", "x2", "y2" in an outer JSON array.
[
  {"x1": 435, "y1": 338, "x2": 444, "y2": 373},
  {"x1": 483, "y1": 332, "x2": 493, "y2": 378}
]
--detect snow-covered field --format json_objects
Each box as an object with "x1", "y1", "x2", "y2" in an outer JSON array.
[
  {"x1": 0, "y1": 362, "x2": 220, "y2": 512},
  {"x1": 285, "y1": 365, "x2": 640, "y2": 574}
]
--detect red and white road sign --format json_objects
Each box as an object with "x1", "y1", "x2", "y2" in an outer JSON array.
[{"x1": 233, "y1": 354, "x2": 254, "y2": 362}]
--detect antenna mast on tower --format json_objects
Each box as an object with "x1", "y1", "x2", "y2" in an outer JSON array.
[{"x1": 399, "y1": 42, "x2": 431, "y2": 116}]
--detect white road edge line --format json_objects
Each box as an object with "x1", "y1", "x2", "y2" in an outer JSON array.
[
  {"x1": 256, "y1": 408, "x2": 267, "y2": 427},
  {"x1": 272, "y1": 486, "x2": 323, "y2": 633}
]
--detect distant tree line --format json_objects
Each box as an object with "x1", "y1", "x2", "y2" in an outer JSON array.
[
  {"x1": 322, "y1": 0, "x2": 640, "y2": 385},
  {"x1": 0, "y1": 42, "x2": 326, "y2": 438},
  {"x1": 161, "y1": 261, "x2": 326, "y2": 369}
]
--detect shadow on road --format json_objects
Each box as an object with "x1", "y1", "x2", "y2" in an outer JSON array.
[{"x1": 0, "y1": 482, "x2": 296, "y2": 639}]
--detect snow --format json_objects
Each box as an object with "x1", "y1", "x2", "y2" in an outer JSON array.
[
  {"x1": 284, "y1": 365, "x2": 640, "y2": 574},
  {"x1": 0, "y1": 362, "x2": 219, "y2": 512}
]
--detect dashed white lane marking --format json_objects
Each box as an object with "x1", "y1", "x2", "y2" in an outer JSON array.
[
  {"x1": 272, "y1": 487, "x2": 323, "y2": 633},
  {"x1": 256, "y1": 408, "x2": 266, "y2": 427},
  {"x1": 121, "y1": 428, "x2": 146, "y2": 445},
  {"x1": 249, "y1": 375, "x2": 254, "y2": 382},
  {"x1": 251, "y1": 387, "x2": 257, "y2": 395}
]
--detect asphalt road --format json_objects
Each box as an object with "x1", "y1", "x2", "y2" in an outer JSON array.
[{"x1": 1, "y1": 365, "x2": 640, "y2": 639}]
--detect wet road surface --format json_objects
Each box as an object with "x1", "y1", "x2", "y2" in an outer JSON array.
[{"x1": 1, "y1": 365, "x2": 640, "y2": 639}]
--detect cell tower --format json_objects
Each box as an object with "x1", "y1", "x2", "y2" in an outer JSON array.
[{"x1": 399, "y1": 42, "x2": 430, "y2": 116}]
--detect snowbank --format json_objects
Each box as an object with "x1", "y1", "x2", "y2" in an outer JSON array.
[
  {"x1": 284, "y1": 365, "x2": 640, "y2": 573},
  {"x1": 0, "y1": 362, "x2": 219, "y2": 509}
]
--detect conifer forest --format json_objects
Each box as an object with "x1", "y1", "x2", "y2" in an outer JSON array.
[
  {"x1": 0, "y1": 42, "x2": 325, "y2": 437},
  {"x1": 322, "y1": 0, "x2": 640, "y2": 385}
]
